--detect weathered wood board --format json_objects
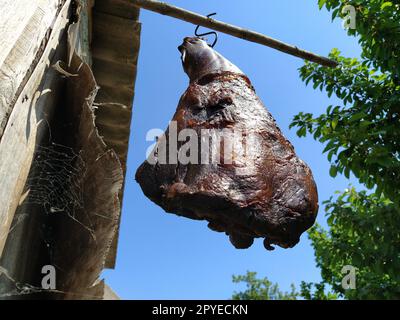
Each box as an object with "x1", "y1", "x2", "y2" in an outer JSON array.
[
  {"x1": 0, "y1": 0, "x2": 64, "y2": 139},
  {"x1": 91, "y1": 2, "x2": 141, "y2": 268},
  {"x1": 0, "y1": 0, "x2": 71, "y2": 257}
]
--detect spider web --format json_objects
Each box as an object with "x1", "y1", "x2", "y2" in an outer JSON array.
[
  {"x1": 0, "y1": 143, "x2": 93, "y2": 299},
  {"x1": 23, "y1": 142, "x2": 96, "y2": 237},
  {"x1": 25, "y1": 143, "x2": 86, "y2": 215}
]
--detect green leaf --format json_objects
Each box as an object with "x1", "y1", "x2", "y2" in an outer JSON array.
[
  {"x1": 296, "y1": 127, "x2": 307, "y2": 137},
  {"x1": 331, "y1": 8, "x2": 340, "y2": 20},
  {"x1": 318, "y1": 0, "x2": 327, "y2": 10},
  {"x1": 329, "y1": 165, "x2": 338, "y2": 177},
  {"x1": 344, "y1": 167, "x2": 350, "y2": 179},
  {"x1": 349, "y1": 112, "x2": 366, "y2": 122},
  {"x1": 381, "y1": 2, "x2": 393, "y2": 10},
  {"x1": 331, "y1": 118, "x2": 339, "y2": 130}
]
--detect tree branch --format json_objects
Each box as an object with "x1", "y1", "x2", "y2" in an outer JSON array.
[{"x1": 131, "y1": 0, "x2": 338, "y2": 68}]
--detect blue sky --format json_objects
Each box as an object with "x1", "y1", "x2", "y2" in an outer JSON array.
[{"x1": 103, "y1": 0, "x2": 362, "y2": 299}]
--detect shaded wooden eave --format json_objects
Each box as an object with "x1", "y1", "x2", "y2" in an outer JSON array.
[{"x1": 89, "y1": 0, "x2": 141, "y2": 268}]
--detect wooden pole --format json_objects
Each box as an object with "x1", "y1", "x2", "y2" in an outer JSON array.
[{"x1": 131, "y1": 0, "x2": 338, "y2": 68}]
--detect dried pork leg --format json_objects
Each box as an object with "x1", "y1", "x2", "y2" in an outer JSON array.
[{"x1": 136, "y1": 37, "x2": 318, "y2": 250}]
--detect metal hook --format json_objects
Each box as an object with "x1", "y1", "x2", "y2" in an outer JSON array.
[{"x1": 195, "y1": 13, "x2": 218, "y2": 48}]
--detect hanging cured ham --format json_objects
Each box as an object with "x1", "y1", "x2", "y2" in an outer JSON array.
[{"x1": 135, "y1": 37, "x2": 318, "y2": 250}]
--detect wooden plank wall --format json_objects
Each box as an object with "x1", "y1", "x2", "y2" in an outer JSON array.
[
  {"x1": 0, "y1": 0, "x2": 66, "y2": 138},
  {"x1": 0, "y1": 0, "x2": 142, "y2": 269},
  {"x1": 0, "y1": 0, "x2": 71, "y2": 257}
]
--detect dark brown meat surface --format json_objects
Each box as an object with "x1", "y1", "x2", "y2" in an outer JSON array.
[{"x1": 136, "y1": 37, "x2": 318, "y2": 250}]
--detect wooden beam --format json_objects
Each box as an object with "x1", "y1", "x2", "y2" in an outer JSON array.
[
  {"x1": 0, "y1": 0, "x2": 71, "y2": 258},
  {"x1": 130, "y1": 0, "x2": 338, "y2": 68}
]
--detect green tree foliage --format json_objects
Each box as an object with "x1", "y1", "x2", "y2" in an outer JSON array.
[
  {"x1": 231, "y1": 272, "x2": 298, "y2": 300},
  {"x1": 232, "y1": 0, "x2": 399, "y2": 300},
  {"x1": 299, "y1": 282, "x2": 338, "y2": 300},
  {"x1": 231, "y1": 271, "x2": 337, "y2": 300},
  {"x1": 289, "y1": 0, "x2": 400, "y2": 299},
  {"x1": 309, "y1": 189, "x2": 400, "y2": 299}
]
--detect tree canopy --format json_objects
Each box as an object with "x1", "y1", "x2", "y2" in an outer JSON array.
[
  {"x1": 291, "y1": 0, "x2": 400, "y2": 300},
  {"x1": 231, "y1": 271, "x2": 337, "y2": 300},
  {"x1": 231, "y1": 271, "x2": 298, "y2": 300},
  {"x1": 233, "y1": 0, "x2": 400, "y2": 300}
]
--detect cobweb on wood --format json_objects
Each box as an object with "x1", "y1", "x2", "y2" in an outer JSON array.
[
  {"x1": 0, "y1": 265, "x2": 102, "y2": 299},
  {"x1": 23, "y1": 142, "x2": 94, "y2": 236},
  {"x1": 0, "y1": 142, "x2": 104, "y2": 299}
]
